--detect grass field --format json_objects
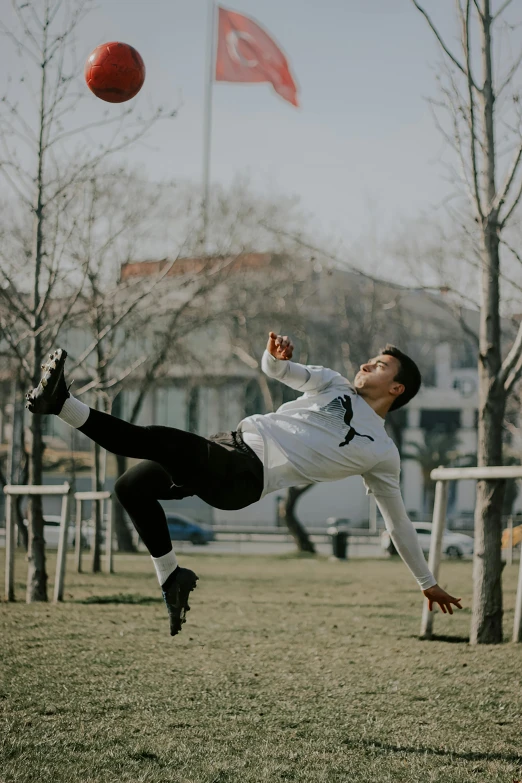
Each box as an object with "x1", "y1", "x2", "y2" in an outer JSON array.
[{"x1": 1, "y1": 550, "x2": 522, "y2": 783}]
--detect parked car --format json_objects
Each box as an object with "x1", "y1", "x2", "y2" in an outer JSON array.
[
  {"x1": 165, "y1": 513, "x2": 214, "y2": 545},
  {"x1": 23, "y1": 515, "x2": 87, "y2": 549},
  {"x1": 381, "y1": 522, "x2": 474, "y2": 559}
]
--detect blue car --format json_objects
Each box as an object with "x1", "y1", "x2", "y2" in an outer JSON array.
[{"x1": 165, "y1": 513, "x2": 215, "y2": 546}]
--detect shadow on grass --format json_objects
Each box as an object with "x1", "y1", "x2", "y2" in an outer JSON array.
[
  {"x1": 79, "y1": 594, "x2": 161, "y2": 605},
  {"x1": 414, "y1": 634, "x2": 470, "y2": 644},
  {"x1": 344, "y1": 738, "x2": 522, "y2": 764}
]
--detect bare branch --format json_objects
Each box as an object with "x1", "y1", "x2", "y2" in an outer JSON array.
[
  {"x1": 0, "y1": 290, "x2": 32, "y2": 329},
  {"x1": 47, "y1": 270, "x2": 89, "y2": 347},
  {"x1": 411, "y1": 0, "x2": 480, "y2": 89},
  {"x1": 492, "y1": 0, "x2": 514, "y2": 21},
  {"x1": 46, "y1": 111, "x2": 135, "y2": 148},
  {"x1": 232, "y1": 345, "x2": 259, "y2": 369},
  {"x1": 499, "y1": 172, "x2": 522, "y2": 226},
  {"x1": 264, "y1": 221, "x2": 481, "y2": 345},
  {"x1": 0, "y1": 318, "x2": 32, "y2": 377},
  {"x1": 505, "y1": 349, "x2": 522, "y2": 394},
  {"x1": 0, "y1": 275, "x2": 33, "y2": 326},
  {"x1": 472, "y1": 0, "x2": 484, "y2": 19},
  {"x1": 462, "y1": 0, "x2": 485, "y2": 219},
  {"x1": 494, "y1": 142, "x2": 522, "y2": 214},
  {"x1": 0, "y1": 23, "x2": 40, "y2": 65},
  {"x1": 45, "y1": 109, "x2": 174, "y2": 204},
  {"x1": 497, "y1": 48, "x2": 522, "y2": 96},
  {"x1": 75, "y1": 355, "x2": 148, "y2": 396},
  {"x1": 0, "y1": 161, "x2": 34, "y2": 207},
  {"x1": 437, "y1": 70, "x2": 481, "y2": 213},
  {"x1": 499, "y1": 236, "x2": 522, "y2": 267},
  {"x1": 68, "y1": 254, "x2": 184, "y2": 372},
  {"x1": 0, "y1": 97, "x2": 39, "y2": 145},
  {"x1": 499, "y1": 318, "x2": 522, "y2": 387}
]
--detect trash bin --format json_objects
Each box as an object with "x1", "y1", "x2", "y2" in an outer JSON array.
[{"x1": 327, "y1": 519, "x2": 349, "y2": 560}]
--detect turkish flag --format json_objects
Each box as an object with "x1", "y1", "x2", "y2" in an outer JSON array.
[{"x1": 215, "y1": 7, "x2": 299, "y2": 107}]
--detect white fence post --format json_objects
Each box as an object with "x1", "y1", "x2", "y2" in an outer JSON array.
[
  {"x1": 75, "y1": 498, "x2": 83, "y2": 573},
  {"x1": 420, "y1": 477, "x2": 449, "y2": 640},
  {"x1": 513, "y1": 546, "x2": 522, "y2": 643},
  {"x1": 53, "y1": 488, "x2": 72, "y2": 603},
  {"x1": 507, "y1": 516, "x2": 514, "y2": 567},
  {"x1": 105, "y1": 496, "x2": 113, "y2": 574},
  {"x1": 4, "y1": 494, "x2": 15, "y2": 601},
  {"x1": 368, "y1": 495, "x2": 377, "y2": 534}
]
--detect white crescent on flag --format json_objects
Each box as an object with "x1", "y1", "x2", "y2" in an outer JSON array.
[
  {"x1": 216, "y1": 8, "x2": 299, "y2": 107},
  {"x1": 226, "y1": 30, "x2": 259, "y2": 68}
]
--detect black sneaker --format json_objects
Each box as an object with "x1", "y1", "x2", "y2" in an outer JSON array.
[
  {"x1": 25, "y1": 348, "x2": 70, "y2": 415},
  {"x1": 162, "y1": 567, "x2": 199, "y2": 637}
]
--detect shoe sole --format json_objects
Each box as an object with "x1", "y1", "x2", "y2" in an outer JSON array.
[
  {"x1": 166, "y1": 570, "x2": 199, "y2": 637},
  {"x1": 26, "y1": 349, "x2": 67, "y2": 412}
]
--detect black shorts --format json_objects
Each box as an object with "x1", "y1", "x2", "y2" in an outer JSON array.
[{"x1": 166, "y1": 430, "x2": 264, "y2": 511}]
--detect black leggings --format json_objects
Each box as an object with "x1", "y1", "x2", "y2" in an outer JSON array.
[{"x1": 79, "y1": 409, "x2": 263, "y2": 557}]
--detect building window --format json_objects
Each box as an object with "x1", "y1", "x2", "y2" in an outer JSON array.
[
  {"x1": 245, "y1": 379, "x2": 264, "y2": 417},
  {"x1": 420, "y1": 409, "x2": 461, "y2": 432},
  {"x1": 187, "y1": 387, "x2": 199, "y2": 433},
  {"x1": 156, "y1": 387, "x2": 186, "y2": 429}
]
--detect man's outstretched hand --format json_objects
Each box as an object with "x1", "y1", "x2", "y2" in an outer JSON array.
[
  {"x1": 267, "y1": 332, "x2": 294, "y2": 361},
  {"x1": 423, "y1": 584, "x2": 463, "y2": 614}
]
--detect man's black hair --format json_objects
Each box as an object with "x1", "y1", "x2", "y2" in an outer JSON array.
[{"x1": 380, "y1": 344, "x2": 422, "y2": 412}]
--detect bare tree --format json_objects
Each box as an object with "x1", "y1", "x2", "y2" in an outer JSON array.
[
  {"x1": 0, "y1": 0, "x2": 174, "y2": 600},
  {"x1": 412, "y1": 0, "x2": 522, "y2": 643},
  {"x1": 64, "y1": 176, "x2": 279, "y2": 558}
]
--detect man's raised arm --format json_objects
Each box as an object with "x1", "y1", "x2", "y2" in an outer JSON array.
[{"x1": 263, "y1": 331, "x2": 344, "y2": 393}]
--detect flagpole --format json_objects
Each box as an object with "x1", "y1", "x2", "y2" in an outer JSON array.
[{"x1": 202, "y1": 0, "x2": 216, "y2": 253}]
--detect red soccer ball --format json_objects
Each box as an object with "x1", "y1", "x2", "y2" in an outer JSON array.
[{"x1": 85, "y1": 42, "x2": 145, "y2": 103}]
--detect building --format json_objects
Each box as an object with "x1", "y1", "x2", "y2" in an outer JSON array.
[{"x1": 1, "y1": 254, "x2": 520, "y2": 527}]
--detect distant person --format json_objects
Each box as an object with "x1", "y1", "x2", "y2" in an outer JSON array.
[{"x1": 26, "y1": 333, "x2": 462, "y2": 636}]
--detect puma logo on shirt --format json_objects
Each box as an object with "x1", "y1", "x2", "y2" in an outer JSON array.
[
  {"x1": 338, "y1": 394, "x2": 375, "y2": 448},
  {"x1": 316, "y1": 394, "x2": 375, "y2": 448}
]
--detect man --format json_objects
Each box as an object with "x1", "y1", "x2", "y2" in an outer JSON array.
[{"x1": 26, "y1": 332, "x2": 462, "y2": 636}]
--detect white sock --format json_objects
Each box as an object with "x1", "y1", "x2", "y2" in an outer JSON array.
[
  {"x1": 152, "y1": 548, "x2": 178, "y2": 587},
  {"x1": 58, "y1": 395, "x2": 90, "y2": 428}
]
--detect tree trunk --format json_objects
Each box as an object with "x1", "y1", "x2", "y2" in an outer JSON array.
[
  {"x1": 14, "y1": 496, "x2": 28, "y2": 551},
  {"x1": 91, "y1": 413, "x2": 103, "y2": 573},
  {"x1": 471, "y1": 294, "x2": 505, "y2": 643},
  {"x1": 471, "y1": 2, "x2": 505, "y2": 645},
  {"x1": 9, "y1": 377, "x2": 28, "y2": 550},
  {"x1": 26, "y1": 19, "x2": 48, "y2": 603},
  {"x1": 280, "y1": 485, "x2": 315, "y2": 553},
  {"x1": 109, "y1": 396, "x2": 136, "y2": 552},
  {"x1": 27, "y1": 361, "x2": 47, "y2": 602},
  {"x1": 113, "y1": 453, "x2": 136, "y2": 552}
]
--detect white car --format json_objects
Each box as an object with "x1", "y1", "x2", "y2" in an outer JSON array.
[
  {"x1": 381, "y1": 522, "x2": 474, "y2": 559},
  {"x1": 23, "y1": 515, "x2": 85, "y2": 549}
]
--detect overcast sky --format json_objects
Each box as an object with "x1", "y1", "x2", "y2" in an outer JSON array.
[{"x1": 2, "y1": 1, "x2": 520, "y2": 246}]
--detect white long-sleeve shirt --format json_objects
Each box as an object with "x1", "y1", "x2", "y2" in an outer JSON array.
[{"x1": 238, "y1": 351, "x2": 436, "y2": 591}]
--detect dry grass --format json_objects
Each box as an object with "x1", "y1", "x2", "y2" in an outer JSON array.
[{"x1": 1, "y1": 550, "x2": 521, "y2": 783}]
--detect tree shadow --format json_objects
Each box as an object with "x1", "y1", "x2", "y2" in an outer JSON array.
[
  {"x1": 343, "y1": 738, "x2": 522, "y2": 764},
  {"x1": 412, "y1": 634, "x2": 470, "y2": 644},
  {"x1": 79, "y1": 594, "x2": 161, "y2": 605}
]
